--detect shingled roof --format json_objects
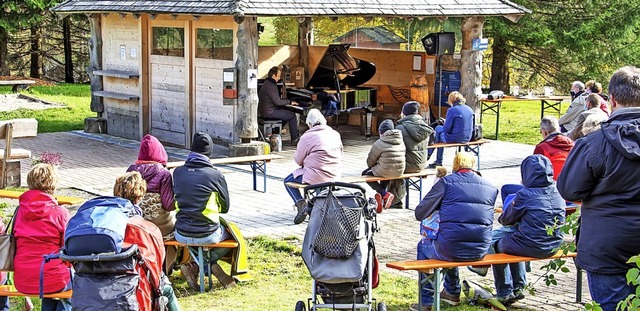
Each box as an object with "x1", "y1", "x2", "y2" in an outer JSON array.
[
  {"x1": 335, "y1": 27, "x2": 406, "y2": 44},
  {"x1": 53, "y1": 0, "x2": 530, "y2": 18}
]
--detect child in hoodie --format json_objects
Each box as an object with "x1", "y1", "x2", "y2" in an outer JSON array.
[{"x1": 362, "y1": 119, "x2": 406, "y2": 213}]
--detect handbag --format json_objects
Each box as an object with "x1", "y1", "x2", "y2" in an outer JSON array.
[{"x1": 0, "y1": 207, "x2": 19, "y2": 271}]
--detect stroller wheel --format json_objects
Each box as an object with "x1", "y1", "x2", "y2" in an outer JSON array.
[
  {"x1": 295, "y1": 300, "x2": 306, "y2": 311},
  {"x1": 376, "y1": 301, "x2": 387, "y2": 311}
]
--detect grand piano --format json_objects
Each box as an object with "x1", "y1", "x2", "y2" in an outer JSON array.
[{"x1": 285, "y1": 44, "x2": 378, "y2": 137}]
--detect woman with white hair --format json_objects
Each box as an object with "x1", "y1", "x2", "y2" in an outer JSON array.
[{"x1": 284, "y1": 109, "x2": 343, "y2": 224}]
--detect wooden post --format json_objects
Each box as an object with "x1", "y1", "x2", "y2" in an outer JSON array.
[
  {"x1": 459, "y1": 16, "x2": 484, "y2": 113},
  {"x1": 235, "y1": 15, "x2": 259, "y2": 141},
  {"x1": 140, "y1": 14, "x2": 150, "y2": 134},
  {"x1": 298, "y1": 17, "x2": 312, "y2": 84},
  {"x1": 89, "y1": 14, "x2": 104, "y2": 116}
]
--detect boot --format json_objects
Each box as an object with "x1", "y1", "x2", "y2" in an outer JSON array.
[
  {"x1": 180, "y1": 261, "x2": 200, "y2": 290},
  {"x1": 211, "y1": 263, "x2": 236, "y2": 288},
  {"x1": 293, "y1": 200, "x2": 309, "y2": 224}
]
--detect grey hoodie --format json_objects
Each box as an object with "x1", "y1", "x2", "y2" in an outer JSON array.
[{"x1": 396, "y1": 114, "x2": 433, "y2": 173}]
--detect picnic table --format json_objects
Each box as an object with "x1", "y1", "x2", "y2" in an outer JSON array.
[
  {"x1": 480, "y1": 96, "x2": 570, "y2": 139},
  {"x1": 0, "y1": 80, "x2": 36, "y2": 93}
]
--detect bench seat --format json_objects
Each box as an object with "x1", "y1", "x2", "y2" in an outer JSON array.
[
  {"x1": 0, "y1": 189, "x2": 84, "y2": 205},
  {"x1": 387, "y1": 251, "x2": 580, "y2": 311},
  {"x1": 0, "y1": 285, "x2": 72, "y2": 299},
  {"x1": 425, "y1": 139, "x2": 490, "y2": 170},
  {"x1": 0, "y1": 149, "x2": 31, "y2": 160}
]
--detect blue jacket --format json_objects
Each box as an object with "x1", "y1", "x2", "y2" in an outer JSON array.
[
  {"x1": 499, "y1": 155, "x2": 566, "y2": 258},
  {"x1": 558, "y1": 107, "x2": 640, "y2": 274},
  {"x1": 415, "y1": 170, "x2": 497, "y2": 261},
  {"x1": 443, "y1": 102, "x2": 474, "y2": 143},
  {"x1": 173, "y1": 152, "x2": 230, "y2": 237}
]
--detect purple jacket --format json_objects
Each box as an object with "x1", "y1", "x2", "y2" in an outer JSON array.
[
  {"x1": 127, "y1": 163, "x2": 175, "y2": 211},
  {"x1": 293, "y1": 125, "x2": 343, "y2": 184}
]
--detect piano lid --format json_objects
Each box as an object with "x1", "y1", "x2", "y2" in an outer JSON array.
[{"x1": 306, "y1": 44, "x2": 376, "y2": 89}]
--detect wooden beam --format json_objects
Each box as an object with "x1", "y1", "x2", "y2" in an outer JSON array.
[
  {"x1": 504, "y1": 14, "x2": 523, "y2": 23},
  {"x1": 298, "y1": 17, "x2": 312, "y2": 85},
  {"x1": 235, "y1": 16, "x2": 259, "y2": 140},
  {"x1": 89, "y1": 14, "x2": 104, "y2": 116},
  {"x1": 459, "y1": 16, "x2": 484, "y2": 113},
  {"x1": 141, "y1": 14, "x2": 150, "y2": 134}
]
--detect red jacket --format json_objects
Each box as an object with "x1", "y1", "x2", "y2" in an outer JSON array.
[
  {"x1": 533, "y1": 133, "x2": 574, "y2": 180},
  {"x1": 14, "y1": 190, "x2": 71, "y2": 294}
]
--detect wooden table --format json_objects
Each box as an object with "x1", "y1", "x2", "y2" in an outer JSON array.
[
  {"x1": 0, "y1": 80, "x2": 35, "y2": 92},
  {"x1": 480, "y1": 96, "x2": 570, "y2": 139}
]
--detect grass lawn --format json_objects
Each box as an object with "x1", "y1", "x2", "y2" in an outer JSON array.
[{"x1": 0, "y1": 84, "x2": 93, "y2": 133}]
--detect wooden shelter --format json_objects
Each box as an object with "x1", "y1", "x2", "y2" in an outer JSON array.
[{"x1": 52, "y1": 0, "x2": 529, "y2": 148}]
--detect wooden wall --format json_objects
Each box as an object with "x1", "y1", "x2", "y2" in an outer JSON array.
[{"x1": 102, "y1": 14, "x2": 142, "y2": 140}]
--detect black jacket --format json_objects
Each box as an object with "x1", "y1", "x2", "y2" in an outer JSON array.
[
  {"x1": 173, "y1": 152, "x2": 230, "y2": 237},
  {"x1": 258, "y1": 77, "x2": 290, "y2": 116},
  {"x1": 558, "y1": 107, "x2": 640, "y2": 274}
]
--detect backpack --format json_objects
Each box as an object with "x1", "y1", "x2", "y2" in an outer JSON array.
[{"x1": 64, "y1": 196, "x2": 141, "y2": 256}]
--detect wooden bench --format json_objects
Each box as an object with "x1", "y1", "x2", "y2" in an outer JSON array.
[
  {"x1": 166, "y1": 154, "x2": 283, "y2": 193},
  {"x1": 0, "y1": 189, "x2": 84, "y2": 205},
  {"x1": 0, "y1": 80, "x2": 35, "y2": 93},
  {"x1": 0, "y1": 119, "x2": 38, "y2": 188},
  {"x1": 0, "y1": 285, "x2": 72, "y2": 299},
  {"x1": 285, "y1": 169, "x2": 434, "y2": 208},
  {"x1": 164, "y1": 239, "x2": 239, "y2": 292},
  {"x1": 426, "y1": 139, "x2": 490, "y2": 170},
  {"x1": 495, "y1": 205, "x2": 579, "y2": 216},
  {"x1": 387, "y1": 251, "x2": 580, "y2": 311}
]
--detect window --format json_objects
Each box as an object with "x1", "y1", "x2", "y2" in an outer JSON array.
[
  {"x1": 152, "y1": 27, "x2": 185, "y2": 57},
  {"x1": 196, "y1": 28, "x2": 233, "y2": 60}
]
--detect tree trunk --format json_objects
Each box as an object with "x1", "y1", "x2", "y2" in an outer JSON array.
[
  {"x1": 63, "y1": 17, "x2": 74, "y2": 83},
  {"x1": 490, "y1": 36, "x2": 509, "y2": 92},
  {"x1": 0, "y1": 27, "x2": 9, "y2": 76},
  {"x1": 298, "y1": 17, "x2": 312, "y2": 84},
  {"x1": 30, "y1": 26, "x2": 41, "y2": 79},
  {"x1": 235, "y1": 16, "x2": 259, "y2": 141},
  {"x1": 459, "y1": 16, "x2": 484, "y2": 113}
]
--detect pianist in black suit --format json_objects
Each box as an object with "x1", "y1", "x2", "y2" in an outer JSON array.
[{"x1": 258, "y1": 66, "x2": 300, "y2": 145}]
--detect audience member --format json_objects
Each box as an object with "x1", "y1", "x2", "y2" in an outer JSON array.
[
  {"x1": 258, "y1": 66, "x2": 300, "y2": 145},
  {"x1": 558, "y1": 66, "x2": 640, "y2": 311},
  {"x1": 427, "y1": 92, "x2": 474, "y2": 168},
  {"x1": 533, "y1": 116, "x2": 574, "y2": 181},
  {"x1": 285, "y1": 109, "x2": 343, "y2": 224},
  {"x1": 173, "y1": 132, "x2": 236, "y2": 289},
  {"x1": 584, "y1": 80, "x2": 611, "y2": 116},
  {"x1": 114, "y1": 172, "x2": 181, "y2": 311},
  {"x1": 410, "y1": 152, "x2": 498, "y2": 311},
  {"x1": 13, "y1": 164, "x2": 71, "y2": 311},
  {"x1": 490, "y1": 155, "x2": 566, "y2": 305},
  {"x1": 568, "y1": 93, "x2": 609, "y2": 140},
  {"x1": 396, "y1": 101, "x2": 433, "y2": 173},
  {"x1": 559, "y1": 81, "x2": 588, "y2": 132},
  {"x1": 362, "y1": 119, "x2": 405, "y2": 213}
]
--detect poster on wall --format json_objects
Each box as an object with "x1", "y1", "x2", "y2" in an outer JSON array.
[
  {"x1": 248, "y1": 69, "x2": 258, "y2": 89},
  {"x1": 426, "y1": 59, "x2": 435, "y2": 74}
]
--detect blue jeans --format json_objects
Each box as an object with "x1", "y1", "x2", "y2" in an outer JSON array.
[
  {"x1": 417, "y1": 240, "x2": 460, "y2": 306},
  {"x1": 41, "y1": 280, "x2": 72, "y2": 311},
  {"x1": 284, "y1": 173, "x2": 304, "y2": 204},
  {"x1": 587, "y1": 272, "x2": 635, "y2": 311},
  {"x1": 491, "y1": 227, "x2": 527, "y2": 298},
  {"x1": 427, "y1": 126, "x2": 446, "y2": 165},
  {"x1": 175, "y1": 227, "x2": 230, "y2": 264}
]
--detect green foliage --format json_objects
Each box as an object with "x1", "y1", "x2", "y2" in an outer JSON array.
[
  {"x1": 616, "y1": 255, "x2": 640, "y2": 311},
  {"x1": 0, "y1": 84, "x2": 92, "y2": 132}
]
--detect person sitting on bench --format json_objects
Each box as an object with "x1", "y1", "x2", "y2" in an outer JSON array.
[
  {"x1": 411, "y1": 152, "x2": 498, "y2": 311},
  {"x1": 427, "y1": 92, "x2": 474, "y2": 168},
  {"x1": 172, "y1": 132, "x2": 236, "y2": 289},
  {"x1": 259, "y1": 66, "x2": 300, "y2": 145}
]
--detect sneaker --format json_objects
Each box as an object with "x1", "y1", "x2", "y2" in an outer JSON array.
[
  {"x1": 374, "y1": 193, "x2": 384, "y2": 213},
  {"x1": 180, "y1": 261, "x2": 200, "y2": 290},
  {"x1": 210, "y1": 263, "x2": 236, "y2": 289},
  {"x1": 382, "y1": 192, "x2": 394, "y2": 209},
  {"x1": 513, "y1": 288, "x2": 525, "y2": 301},
  {"x1": 468, "y1": 265, "x2": 489, "y2": 277},
  {"x1": 427, "y1": 162, "x2": 442, "y2": 169},
  {"x1": 293, "y1": 200, "x2": 309, "y2": 224},
  {"x1": 409, "y1": 303, "x2": 432, "y2": 311},
  {"x1": 440, "y1": 289, "x2": 461, "y2": 306},
  {"x1": 497, "y1": 293, "x2": 517, "y2": 306}
]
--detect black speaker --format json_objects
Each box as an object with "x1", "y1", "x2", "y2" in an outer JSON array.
[{"x1": 421, "y1": 32, "x2": 455, "y2": 56}]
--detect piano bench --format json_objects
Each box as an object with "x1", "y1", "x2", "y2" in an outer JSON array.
[{"x1": 258, "y1": 118, "x2": 282, "y2": 140}]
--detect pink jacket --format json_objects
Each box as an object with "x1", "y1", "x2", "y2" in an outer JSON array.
[
  {"x1": 14, "y1": 190, "x2": 71, "y2": 294},
  {"x1": 293, "y1": 125, "x2": 343, "y2": 184}
]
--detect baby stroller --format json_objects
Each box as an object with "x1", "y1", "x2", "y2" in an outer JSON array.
[{"x1": 296, "y1": 182, "x2": 386, "y2": 311}]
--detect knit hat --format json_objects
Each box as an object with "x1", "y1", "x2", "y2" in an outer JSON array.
[
  {"x1": 137, "y1": 134, "x2": 168, "y2": 165},
  {"x1": 190, "y1": 132, "x2": 213, "y2": 156},
  {"x1": 402, "y1": 101, "x2": 420, "y2": 116},
  {"x1": 378, "y1": 119, "x2": 394, "y2": 135}
]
